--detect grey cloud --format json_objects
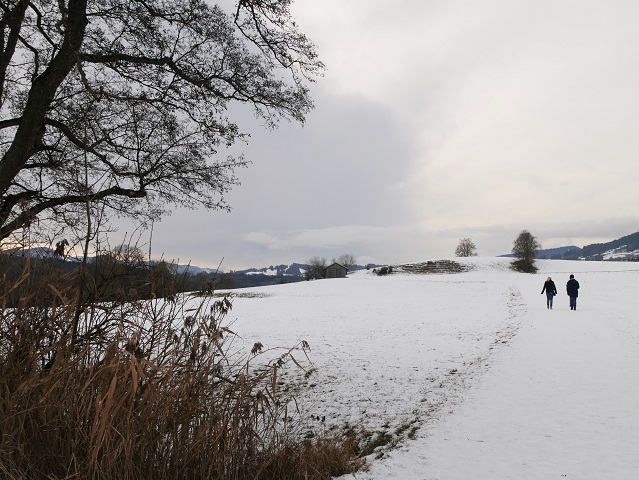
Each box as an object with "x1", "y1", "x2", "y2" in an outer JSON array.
[
  {"x1": 149, "y1": 88, "x2": 420, "y2": 269},
  {"x1": 116, "y1": 1, "x2": 639, "y2": 270}
]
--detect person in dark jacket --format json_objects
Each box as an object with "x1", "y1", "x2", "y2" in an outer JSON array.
[
  {"x1": 566, "y1": 274, "x2": 580, "y2": 310},
  {"x1": 541, "y1": 276, "x2": 558, "y2": 309}
]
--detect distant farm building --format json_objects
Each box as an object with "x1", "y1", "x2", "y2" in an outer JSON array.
[{"x1": 323, "y1": 262, "x2": 348, "y2": 279}]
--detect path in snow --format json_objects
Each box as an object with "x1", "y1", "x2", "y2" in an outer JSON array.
[{"x1": 349, "y1": 264, "x2": 639, "y2": 479}]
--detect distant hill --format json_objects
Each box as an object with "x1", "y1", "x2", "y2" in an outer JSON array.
[
  {"x1": 534, "y1": 246, "x2": 581, "y2": 259},
  {"x1": 234, "y1": 263, "x2": 308, "y2": 277},
  {"x1": 502, "y1": 231, "x2": 639, "y2": 261},
  {"x1": 221, "y1": 263, "x2": 307, "y2": 288},
  {"x1": 576, "y1": 231, "x2": 639, "y2": 260},
  {"x1": 4, "y1": 247, "x2": 382, "y2": 289},
  {"x1": 222, "y1": 262, "x2": 380, "y2": 288}
]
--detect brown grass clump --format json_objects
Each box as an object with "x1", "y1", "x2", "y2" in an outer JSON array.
[{"x1": 0, "y1": 250, "x2": 365, "y2": 479}]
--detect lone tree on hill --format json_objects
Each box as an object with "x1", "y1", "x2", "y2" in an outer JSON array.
[
  {"x1": 0, "y1": 0, "x2": 323, "y2": 241},
  {"x1": 511, "y1": 230, "x2": 541, "y2": 273},
  {"x1": 455, "y1": 238, "x2": 478, "y2": 257}
]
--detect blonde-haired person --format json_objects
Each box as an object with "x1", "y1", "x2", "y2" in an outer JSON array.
[{"x1": 541, "y1": 276, "x2": 557, "y2": 309}]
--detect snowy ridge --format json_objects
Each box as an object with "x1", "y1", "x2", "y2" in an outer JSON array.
[
  {"x1": 602, "y1": 246, "x2": 639, "y2": 260},
  {"x1": 234, "y1": 263, "x2": 307, "y2": 277}
]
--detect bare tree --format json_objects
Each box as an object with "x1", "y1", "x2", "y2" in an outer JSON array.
[
  {"x1": 304, "y1": 256, "x2": 327, "y2": 280},
  {"x1": 511, "y1": 230, "x2": 541, "y2": 272},
  {"x1": 454, "y1": 238, "x2": 477, "y2": 257},
  {"x1": 111, "y1": 244, "x2": 146, "y2": 268},
  {"x1": 337, "y1": 253, "x2": 357, "y2": 271},
  {"x1": 0, "y1": 0, "x2": 323, "y2": 241}
]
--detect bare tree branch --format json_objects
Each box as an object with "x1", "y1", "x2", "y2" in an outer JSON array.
[{"x1": 0, "y1": 0, "x2": 322, "y2": 240}]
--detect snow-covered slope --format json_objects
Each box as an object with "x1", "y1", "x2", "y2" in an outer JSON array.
[{"x1": 218, "y1": 257, "x2": 639, "y2": 479}]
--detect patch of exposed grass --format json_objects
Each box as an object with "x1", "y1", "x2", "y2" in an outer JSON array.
[
  {"x1": 354, "y1": 414, "x2": 422, "y2": 460},
  {"x1": 396, "y1": 418, "x2": 421, "y2": 441},
  {"x1": 358, "y1": 428, "x2": 394, "y2": 459}
]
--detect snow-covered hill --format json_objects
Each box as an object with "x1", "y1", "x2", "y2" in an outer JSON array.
[
  {"x1": 237, "y1": 263, "x2": 307, "y2": 277},
  {"x1": 536, "y1": 231, "x2": 639, "y2": 260},
  {"x1": 218, "y1": 257, "x2": 639, "y2": 479}
]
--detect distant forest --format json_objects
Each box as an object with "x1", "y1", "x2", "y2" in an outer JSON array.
[{"x1": 0, "y1": 252, "x2": 371, "y2": 300}]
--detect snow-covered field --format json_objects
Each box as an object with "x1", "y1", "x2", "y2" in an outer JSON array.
[{"x1": 219, "y1": 257, "x2": 639, "y2": 479}]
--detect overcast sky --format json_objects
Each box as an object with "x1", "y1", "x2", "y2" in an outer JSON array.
[{"x1": 147, "y1": 0, "x2": 639, "y2": 270}]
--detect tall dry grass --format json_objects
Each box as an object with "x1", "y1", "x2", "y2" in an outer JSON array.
[{"x1": 0, "y1": 251, "x2": 365, "y2": 479}]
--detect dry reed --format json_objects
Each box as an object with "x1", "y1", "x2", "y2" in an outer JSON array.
[{"x1": 0, "y1": 250, "x2": 365, "y2": 479}]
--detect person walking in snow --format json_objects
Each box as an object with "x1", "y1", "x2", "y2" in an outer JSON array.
[
  {"x1": 541, "y1": 276, "x2": 557, "y2": 309},
  {"x1": 566, "y1": 274, "x2": 580, "y2": 310}
]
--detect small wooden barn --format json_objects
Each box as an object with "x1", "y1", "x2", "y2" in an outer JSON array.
[{"x1": 323, "y1": 262, "x2": 348, "y2": 279}]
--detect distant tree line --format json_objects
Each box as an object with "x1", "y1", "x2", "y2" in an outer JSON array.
[
  {"x1": 0, "y1": 244, "x2": 247, "y2": 306},
  {"x1": 2, "y1": 250, "x2": 351, "y2": 304}
]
